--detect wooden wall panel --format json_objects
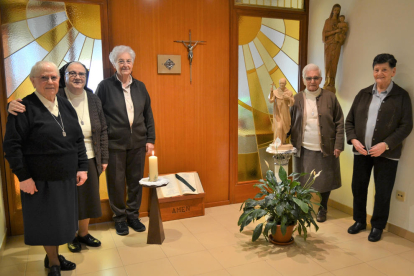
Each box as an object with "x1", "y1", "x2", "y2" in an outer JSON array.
[{"x1": 107, "y1": 0, "x2": 230, "y2": 212}]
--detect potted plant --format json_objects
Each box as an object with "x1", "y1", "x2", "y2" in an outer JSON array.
[{"x1": 238, "y1": 166, "x2": 321, "y2": 244}]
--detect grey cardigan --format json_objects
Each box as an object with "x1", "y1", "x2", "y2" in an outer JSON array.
[
  {"x1": 290, "y1": 89, "x2": 344, "y2": 157},
  {"x1": 58, "y1": 88, "x2": 108, "y2": 175}
]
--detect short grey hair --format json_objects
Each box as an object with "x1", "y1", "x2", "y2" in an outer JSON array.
[
  {"x1": 30, "y1": 61, "x2": 58, "y2": 77},
  {"x1": 109, "y1": 45, "x2": 136, "y2": 66},
  {"x1": 302, "y1": 64, "x2": 321, "y2": 78}
]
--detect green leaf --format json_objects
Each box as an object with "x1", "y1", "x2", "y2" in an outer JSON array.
[
  {"x1": 281, "y1": 216, "x2": 287, "y2": 236},
  {"x1": 292, "y1": 197, "x2": 309, "y2": 213},
  {"x1": 276, "y1": 203, "x2": 284, "y2": 216},
  {"x1": 254, "y1": 193, "x2": 264, "y2": 199},
  {"x1": 252, "y1": 208, "x2": 267, "y2": 220},
  {"x1": 252, "y1": 223, "x2": 263, "y2": 241},
  {"x1": 238, "y1": 210, "x2": 254, "y2": 226},
  {"x1": 290, "y1": 181, "x2": 300, "y2": 189},
  {"x1": 278, "y1": 166, "x2": 288, "y2": 181},
  {"x1": 264, "y1": 220, "x2": 275, "y2": 237}
]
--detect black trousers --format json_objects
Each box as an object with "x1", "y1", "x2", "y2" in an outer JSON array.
[
  {"x1": 106, "y1": 147, "x2": 146, "y2": 222},
  {"x1": 352, "y1": 155, "x2": 398, "y2": 229}
]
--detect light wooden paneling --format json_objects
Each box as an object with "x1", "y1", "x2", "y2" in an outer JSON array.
[{"x1": 107, "y1": 0, "x2": 231, "y2": 213}]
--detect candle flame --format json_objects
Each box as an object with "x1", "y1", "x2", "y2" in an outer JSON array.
[{"x1": 152, "y1": 150, "x2": 154, "y2": 156}]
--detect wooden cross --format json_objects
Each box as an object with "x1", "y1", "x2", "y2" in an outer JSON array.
[{"x1": 174, "y1": 30, "x2": 206, "y2": 84}]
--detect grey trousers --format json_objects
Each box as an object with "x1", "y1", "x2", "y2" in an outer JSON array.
[{"x1": 106, "y1": 147, "x2": 146, "y2": 222}]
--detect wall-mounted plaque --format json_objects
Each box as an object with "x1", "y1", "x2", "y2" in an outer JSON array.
[{"x1": 157, "y1": 55, "x2": 181, "y2": 74}]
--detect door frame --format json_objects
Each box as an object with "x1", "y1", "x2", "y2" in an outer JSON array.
[{"x1": 229, "y1": 0, "x2": 309, "y2": 203}]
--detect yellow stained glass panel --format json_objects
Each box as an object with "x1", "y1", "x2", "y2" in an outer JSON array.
[
  {"x1": 0, "y1": 0, "x2": 28, "y2": 24},
  {"x1": 285, "y1": 19, "x2": 300, "y2": 40},
  {"x1": 238, "y1": 152, "x2": 261, "y2": 182},
  {"x1": 262, "y1": 18, "x2": 285, "y2": 34},
  {"x1": 253, "y1": 37, "x2": 276, "y2": 71},
  {"x1": 36, "y1": 20, "x2": 72, "y2": 52},
  {"x1": 242, "y1": 44, "x2": 255, "y2": 71},
  {"x1": 238, "y1": 16, "x2": 262, "y2": 45},
  {"x1": 257, "y1": 31, "x2": 280, "y2": 59},
  {"x1": 26, "y1": 0, "x2": 65, "y2": 19},
  {"x1": 66, "y1": 3, "x2": 101, "y2": 40},
  {"x1": 281, "y1": 35, "x2": 299, "y2": 64},
  {"x1": 247, "y1": 70, "x2": 268, "y2": 114}
]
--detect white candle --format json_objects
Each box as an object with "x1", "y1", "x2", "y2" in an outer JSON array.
[{"x1": 149, "y1": 151, "x2": 158, "y2": 182}]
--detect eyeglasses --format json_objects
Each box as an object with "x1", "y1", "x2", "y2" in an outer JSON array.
[
  {"x1": 66, "y1": 71, "x2": 87, "y2": 78},
  {"x1": 117, "y1": 59, "x2": 132, "y2": 65},
  {"x1": 36, "y1": 76, "x2": 59, "y2": 82},
  {"x1": 305, "y1": 77, "x2": 321, "y2": 81}
]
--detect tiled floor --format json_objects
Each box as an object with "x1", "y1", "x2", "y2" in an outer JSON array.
[{"x1": 1, "y1": 204, "x2": 414, "y2": 275}]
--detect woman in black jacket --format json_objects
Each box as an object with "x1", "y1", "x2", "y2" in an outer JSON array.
[
  {"x1": 345, "y1": 54, "x2": 413, "y2": 242},
  {"x1": 8, "y1": 61, "x2": 108, "y2": 253}
]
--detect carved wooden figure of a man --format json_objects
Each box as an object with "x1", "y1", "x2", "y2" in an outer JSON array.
[{"x1": 269, "y1": 78, "x2": 294, "y2": 146}]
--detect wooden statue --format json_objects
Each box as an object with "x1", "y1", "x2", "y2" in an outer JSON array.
[
  {"x1": 269, "y1": 78, "x2": 294, "y2": 150},
  {"x1": 322, "y1": 4, "x2": 348, "y2": 93}
]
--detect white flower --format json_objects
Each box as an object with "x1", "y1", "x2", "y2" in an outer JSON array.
[
  {"x1": 264, "y1": 160, "x2": 270, "y2": 169},
  {"x1": 310, "y1": 169, "x2": 315, "y2": 175},
  {"x1": 314, "y1": 170, "x2": 322, "y2": 179},
  {"x1": 275, "y1": 137, "x2": 281, "y2": 148}
]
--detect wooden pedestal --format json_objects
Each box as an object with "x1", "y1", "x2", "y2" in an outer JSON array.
[
  {"x1": 147, "y1": 188, "x2": 165, "y2": 244},
  {"x1": 158, "y1": 193, "x2": 205, "y2": 222}
]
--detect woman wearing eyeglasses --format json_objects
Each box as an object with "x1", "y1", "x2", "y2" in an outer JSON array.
[
  {"x1": 8, "y1": 61, "x2": 108, "y2": 254},
  {"x1": 4, "y1": 61, "x2": 88, "y2": 276},
  {"x1": 290, "y1": 63, "x2": 344, "y2": 223}
]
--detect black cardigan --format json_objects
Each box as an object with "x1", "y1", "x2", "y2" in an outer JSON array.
[
  {"x1": 345, "y1": 83, "x2": 413, "y2": 159},
  {"x1": 3, "y1": 93, "x2": 88, "y2": 181},
  {"x1": 95, "y1": 74, "x2": 155, "y2": 150},
  {"x1": 58, "y1": 88, "x2": 108, "y2": 175}
]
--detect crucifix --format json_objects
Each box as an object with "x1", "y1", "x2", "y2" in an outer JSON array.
[{"x1": 174, "y1": 30, "x2": 206, "y2": 83}]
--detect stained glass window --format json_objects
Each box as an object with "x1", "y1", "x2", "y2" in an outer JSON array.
[
  {"x1": 1, "y1": 0, "x2": 106, "y2": 207},
  {"x1": 1, "y1": 0, "x2": 103, "y2": 102},
  {"x1": 238, "y1": 16, "x2": 300, "y2": 182},
  {"x1": 235, "y1": 0, "x2": 304, "y2": 10}
]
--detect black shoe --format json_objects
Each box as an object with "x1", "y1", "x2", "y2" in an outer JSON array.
[
  {"x1": 44, "y1": 255, "x2": 76, "y2": 270},
  {"x1": 316, "y1": 208, "x2": 327, "y2": 222},
  {"x1": 368, "y1": 228, "x2": 383, "y2": 242},
  {"x1": 77, "y1": 233, "x2": 101, "y2": 247},
  {"x1": 127, "y1": 218, "x2": 146, "y2": 232},
  {"x1": 347, "y1": 222, "x2": 367, "y2": 234},
  {"x1": 48, "y1": 265, "x2": 61, "y2": 276},
  {"x1": 67, "y1": 237, "x2": 81, "y2": 252},
  {"x1": 115, "y1": 221, "x2": 129, "y2": 236}
]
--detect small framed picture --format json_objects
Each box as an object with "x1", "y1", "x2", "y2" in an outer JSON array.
[{"x1": 157, "y1": 55, "x2": 181, "y2": 74}]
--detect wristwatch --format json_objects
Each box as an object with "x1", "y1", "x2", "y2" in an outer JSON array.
[{"x1": 384, "y1": 142, "x2": 389, "y2": 150}]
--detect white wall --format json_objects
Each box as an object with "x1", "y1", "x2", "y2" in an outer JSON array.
[{"x1": 308, "y1": 0, "x2": 414, "y2": 232}]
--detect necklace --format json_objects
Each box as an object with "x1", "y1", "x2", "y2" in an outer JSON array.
[
  {"x1": 66, "y1": 89, "x2": 86, "y2": 125},
  {"x1": 306, "y1": 97, "x2": 317, "y2": 116},
  {"x1": 48, "y1": 102, "x2": 66, "y2": 137}
]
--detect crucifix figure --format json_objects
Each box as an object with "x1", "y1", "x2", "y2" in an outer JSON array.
[{"x1": 174, "y1": 30, "x2": 206, "y2": 83}]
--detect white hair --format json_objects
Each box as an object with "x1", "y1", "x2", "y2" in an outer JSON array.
[
  {"x1": 302, "y1": 64, "x2": 321, "y2": 78},
  {"x1": 109, "y1": 45, "x2": 136, "y2": 66},
  {"x1": 30, "y1": 61, "x2": 58, "y2": 77}
]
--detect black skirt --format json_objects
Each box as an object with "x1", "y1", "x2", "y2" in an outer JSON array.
[
  {"x1": 21, "y1": 178, "x2": 78, "y2": 246},
  {"x1": 77, "y1": 158, "x2": 102, "y2": 220}
]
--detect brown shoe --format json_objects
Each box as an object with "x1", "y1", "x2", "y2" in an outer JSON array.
[{"x1": 317, "y1": 208, "x2": 327, "y2": 222}]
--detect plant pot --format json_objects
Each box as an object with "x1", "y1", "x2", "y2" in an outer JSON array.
[{"x1": 268, "y1": 224, "x2": 295, "y2": 245}]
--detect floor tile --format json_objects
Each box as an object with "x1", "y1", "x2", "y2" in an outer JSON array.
[
  {"x1": 0, "y1": 246, "x2": 28, "y2": 267},
  {"x1": 180, "y1": 215, "x2": 227, "y2": 234},
  {"x1": 160, "y1": 233, "x2": 206, "y2": 257},
  {"x1": 335, "y1": 237, "x2": 394, "y2": 262},
  {"x1": 0, "y1": 263, "x2": 26, "y2": 276},
  {"x1": 265, "y1": 246, "x2": 327, "y2": 276},
  {"x1": 169, "y1": 250, "x2": 223, "y2": 276},
  {"x1": 76, "y1": 267, "x2": 127, "y2": 276},
  {"x1": 226, "y1": 260, "x2": 282, "y2": 276},
  {"x1": 71, "y1": 248, "x2": 123, "y2": 275},
  {"x1": 208, "y1": 243, "x2": 266, "y2": 268},
  {"x1": 124, "y1": 258, "x2": 179, "y2": 276},
  {"x1": 375, "y1": 232, "x2": 414, "y2": 254},
  {"x1": 117, "y1": 244, "x2": 166, "y2": 265},
  {"x1": 305, "y1": 243, "x2": 363, "y2": 271},
  {"x1": 331, "y1": 263, "x2": 386, "y2": 276},
  {"x1": 196, "y1": 269, "x2": 231, "y2": 276},
  {"x1": 367, "y1": 255, "x2": 414, "y2": 276},
  {"x1": 398, "y1": 249, "x2": 414, "y2": 263},
  {"x1": 193, "y1": 229, "x2": 241, "y2": 249}
]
